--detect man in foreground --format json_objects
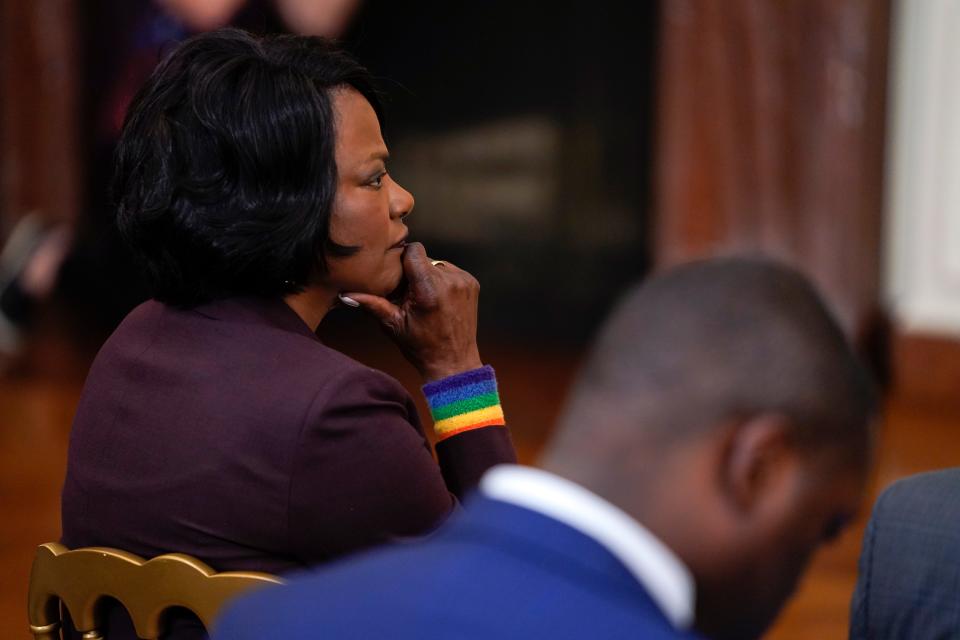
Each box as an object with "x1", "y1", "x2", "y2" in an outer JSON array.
[{"x1": 214, "y1": 258, "x2": 878, "y2": 640}]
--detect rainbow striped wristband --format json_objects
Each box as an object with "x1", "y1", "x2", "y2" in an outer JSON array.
[{"x1": 423, "y1": 365, "x2": 506, "y2": 441}]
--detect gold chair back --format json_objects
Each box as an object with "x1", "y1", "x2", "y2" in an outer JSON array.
[{"x1": 27, "y1": 542, "x2": 283, "y2": 639}]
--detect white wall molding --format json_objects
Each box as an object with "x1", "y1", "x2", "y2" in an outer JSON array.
[{"x1": 886, "y1": 0, "x2": 960, "y2": 337}]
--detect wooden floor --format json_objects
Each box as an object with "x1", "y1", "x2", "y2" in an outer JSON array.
[{"x1": 2, "y1": 320, "x2": 958, "y2": 638}]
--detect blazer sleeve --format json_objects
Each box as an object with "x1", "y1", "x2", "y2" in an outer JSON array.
[
  {"x1": 287, "y1": 366, "x2": 514, "y2": 564},
  {"x1": 434, "y1": 415, "x2": 516, "y2": 497}
]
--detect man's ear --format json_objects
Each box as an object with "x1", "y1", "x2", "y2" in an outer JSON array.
[{"x1": 720, "y1": 414, "x2": 799, "y2": 516}]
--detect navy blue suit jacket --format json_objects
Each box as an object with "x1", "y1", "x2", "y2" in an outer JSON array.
[
  {"x1": 849, "y1": 468, "x2": 960, "y2": 639},
  {"x1": 214, "y1": 495, "x2": 702, "y2": 639}
]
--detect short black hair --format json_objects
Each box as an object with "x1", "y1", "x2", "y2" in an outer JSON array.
[
  {"x1": 553, "y1": 257, "x2": 879, "y2": 455},
  {"x1": 113, "y1": 28, "x2": 380, "y2": 306}
]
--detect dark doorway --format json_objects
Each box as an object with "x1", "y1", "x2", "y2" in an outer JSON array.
[{"x1": 342, "y1": 0, "x2": 660, "y2": 342}]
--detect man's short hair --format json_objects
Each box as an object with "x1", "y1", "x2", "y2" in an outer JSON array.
[{"x1": 556, "y1": 257, "x2": 878, "y2": 452}]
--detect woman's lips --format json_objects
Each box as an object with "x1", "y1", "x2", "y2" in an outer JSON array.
[{"x1": 389, "y1": 238, "x2": 408, "y2": 251}]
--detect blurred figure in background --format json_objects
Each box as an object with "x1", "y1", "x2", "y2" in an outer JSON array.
[
  {"x1": 215, "y1": 258, "x2": 879, "y2": 640},
  {"x1": 849, "y1": 468, "x2": 960, "y2": 639},
  {"x1": 0, "y1": 0, "x2": 363, "y2": 365}
]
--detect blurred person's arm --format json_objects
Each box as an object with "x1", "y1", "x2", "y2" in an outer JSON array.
[
  {"x1": 274, "y1": 0, "x2": 361, "y2": 37},
  {"x1": 157, "y1": 0, "x2": 247, "y2": 30}
]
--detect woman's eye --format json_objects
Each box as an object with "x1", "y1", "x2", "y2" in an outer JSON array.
[{"x1": 369, "y1": 172, "x2": 386, "y2": 188}]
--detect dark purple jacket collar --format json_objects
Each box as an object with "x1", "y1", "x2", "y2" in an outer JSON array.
[{"x1": 189, "y1": 296, "x2": 319, "y2": 342}]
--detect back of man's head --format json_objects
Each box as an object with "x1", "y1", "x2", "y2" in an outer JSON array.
[{"x1": 542, "y1": 257, "x2": 878, "y2": 640}]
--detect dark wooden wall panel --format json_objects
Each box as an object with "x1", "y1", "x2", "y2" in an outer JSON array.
[
  {"x1": 654, "y1": 0, "x2": 890, "y2": 337},
  {"x1": 0, "y1": 0, "x2": 79, "y2": 232}
]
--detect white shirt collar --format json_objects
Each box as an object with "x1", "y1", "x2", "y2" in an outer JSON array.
[{"x1": 480, "y1": 464, "x2": 696, "y2": 630}]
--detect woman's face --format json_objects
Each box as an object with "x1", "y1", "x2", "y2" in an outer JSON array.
[{"x1": 323, "y1": 88, "x2": 414, "y2": 297}]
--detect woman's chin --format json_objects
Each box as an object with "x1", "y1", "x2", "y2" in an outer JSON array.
[
  {"x1": 384, "y1": 275, "x2": 408, "y2": 303},
  {"x1": 347, "y1": 275, "x2": 404, "y2": 300}
]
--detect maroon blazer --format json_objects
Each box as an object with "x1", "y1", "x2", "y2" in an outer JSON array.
[{"x1": 60, "y1": 296, "x2": 515, "y2": 636}]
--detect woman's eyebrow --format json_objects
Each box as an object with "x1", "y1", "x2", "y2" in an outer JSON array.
[{"x1": 364, "y1": 150, "x2": 390, "y2": 164}]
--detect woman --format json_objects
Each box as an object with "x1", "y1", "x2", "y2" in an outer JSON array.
[{"x1": 60, "y1": 29, "x2": 515, "y2": 637}]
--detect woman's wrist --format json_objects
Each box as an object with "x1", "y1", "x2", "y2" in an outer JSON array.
[
  {"x1": 419, "y1": 347, "x2": 483, "y2": 383},
  {"x1": 422, "y1": 365, "x2": 506, "y2": 441}
]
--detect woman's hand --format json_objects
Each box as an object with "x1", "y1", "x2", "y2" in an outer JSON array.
[{"x1": 341, "y1": 243, "x2": 483, "y2": 382}]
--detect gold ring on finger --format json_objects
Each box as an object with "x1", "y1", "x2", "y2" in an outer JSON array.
[{"x1": 430, "y1": 260, "x2": 448, "y2": 267}]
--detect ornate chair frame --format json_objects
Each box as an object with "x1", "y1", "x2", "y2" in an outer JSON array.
[{"x1": 27, "y1": 543, "x2": 282, "y2": 639}]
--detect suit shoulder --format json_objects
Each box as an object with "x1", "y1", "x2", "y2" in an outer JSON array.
[
  {"x1": 876, "y1": 468, "x2": 960, "y2": 518},
  {"x1": 882, "y1": 467, "x2": 960, "y2": 501},
  {"x1": 94, "y1": 300, "x2": 413, "y2": 407},
  {"x1": 299, "y1": 345, "x2": 411, "y2": 399},
  {"x1": 86, "y1": 299, "x2": 167, "y2": 366}
]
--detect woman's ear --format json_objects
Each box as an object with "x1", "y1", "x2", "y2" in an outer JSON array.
[{"x1": 719, "y1": 414, "x2": 799, "y2": 517}]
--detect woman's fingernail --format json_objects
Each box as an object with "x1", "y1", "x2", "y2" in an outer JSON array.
[{"x1": 338, "y1": 294, "x2": 360, "y2": 308}]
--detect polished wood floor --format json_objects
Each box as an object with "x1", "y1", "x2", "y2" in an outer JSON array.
[{"x1": 2, "y1": 318, "x2": 958, "y2": 638}]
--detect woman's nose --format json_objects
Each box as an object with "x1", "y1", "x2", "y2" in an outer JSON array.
[{"x1": 389, "y1": 178, "x2": 414, "y2": 220}]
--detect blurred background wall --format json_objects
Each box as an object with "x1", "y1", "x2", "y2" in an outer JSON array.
[
  {"x1": 0, "y1": 1, "x2": 79, "y2": 236},
  {"x1": 883, "y1": 0, "x2": 960, "y2": 408},
  {"x1": 0, "y1": 0, "x2": 892, "y2": 349},
  {"x1": 347, "y1": 1, "x2": 658, "y2": 341},
  {"x1": 655, "y1": 0, "x2": 889, "y2": 343}
]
